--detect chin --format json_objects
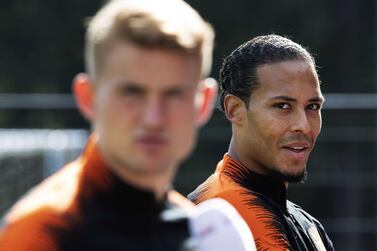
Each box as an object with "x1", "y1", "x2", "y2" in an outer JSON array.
[
  {"x1": 269, "y1": 164, "x2": 307, "y2": 183},
  {"x1": 281, "y1": 169, "x2": 307, "y2": 183},
  {"x1": 143, "y1": 159, "x2": 175, "y2": 174}
]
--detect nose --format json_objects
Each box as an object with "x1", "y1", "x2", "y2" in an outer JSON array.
[
  {"x1": 291, "y1": 110, "x2": 311, "y2": 134},
  {"x1": 142, "y1": 97, "x2": 164, "y2": 130}
]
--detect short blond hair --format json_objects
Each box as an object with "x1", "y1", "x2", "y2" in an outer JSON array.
[{"x1": 85, "y1": 0, "x2": 214, "y2": 81}]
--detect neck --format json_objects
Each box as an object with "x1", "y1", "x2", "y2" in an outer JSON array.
[
  {"x1": 227, "y1": 137, "x2": 263, "y2": 174},
  {"x1": 228, "y1": 137, "x2": 289, "y2": 190},
  {"x1": 109, "y1": 165, "x2": 173, "y2": 202},
  {"x1": 227, "y1": 138, "x2": 241, "y2": 163},
  {"x1": 222, "y1": 153, "x2": 288, "y2": 211},
  {"x1": 98, "y1": 149, "x2": 175, "y2": 203}
]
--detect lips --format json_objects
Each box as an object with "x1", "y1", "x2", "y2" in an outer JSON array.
[
  {"x1": 137, "y1": 135, "x2": 167, "y2": 147},
  {"x1": 282, "y1": 142, "x2": 310, "y2": 154}
]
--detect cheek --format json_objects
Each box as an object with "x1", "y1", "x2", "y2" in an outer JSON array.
[
  {"x1": 256, "y1": 116, "x2": 285, "y2": 141},
  {"x1": 95, "y1": 100, "x2": 136, "y2": 133},
  {"x1": 95, "y1": 89, "x2": 118, "y2": 114},
  {"x1": 309, "y1": 112, "x2": 322, "y2": 135},
  {"x1": 169, "y1": 100, "x2": 197, "y2": 120},
  {"x1": 169, "y1": 106, "x2": 197, "y2": 137},
  {"x1": 312, "y1": 118, "x2": 322, "y2": 139}
]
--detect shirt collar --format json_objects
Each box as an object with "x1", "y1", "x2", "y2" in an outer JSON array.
[
  {"x1": 220, "y1": 153, "x2": 287, "y2": 211},
  {"x1": 76, "y1": 134, "x2": 165, "y2": 214}
]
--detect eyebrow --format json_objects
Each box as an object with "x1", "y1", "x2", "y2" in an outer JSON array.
[
  {"x1": 115, "y1": 80, "x2": 195, "y2": 93},
  {"x1": 117, "y1": 81, "x2": 146, "y2": 90},
  {"x1": 271, "y1": 95, "x2": 325, "y2": 103}
]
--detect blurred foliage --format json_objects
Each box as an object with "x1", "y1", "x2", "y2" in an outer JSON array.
[
  {"x1": 0, "y1": 0, "x2": 103, "y2": 93},
  {"x1": 0, "y1": 0, "x2": 375, "y2": 127},
  {"x1": 189, "y1": 0, "x2": 376, "y2": 94},
  {"x1": 0, "y1": 152, "x2": 44, "y2": 216}
]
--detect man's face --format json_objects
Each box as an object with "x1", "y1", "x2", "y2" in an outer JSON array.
[
  {"x1": 92, "y1": 42, "x2": 203, "y2": 178},
  {"x1": 238, "y1": 60, "x2": 323, "y2": 182}
]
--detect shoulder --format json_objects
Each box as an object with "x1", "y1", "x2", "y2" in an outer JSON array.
[
  {"x1": 0, "y1": 208, "x2": 65, "y2": 251},
  {"x1": 188, "y1": 171, "x2": 243, "y2": 203},
  {"x1": 287, "y1": 201, "x2": 335, "y2": 250},
  {"x1": 4, "y1": 160, "x2": 82, "y2": 225},
  {"x1": 192, "y1": 186, "x2": 291, "y2": 250},
  {"x1": 0, "y1": 161, "x2": 82, "y2": 251},
  {"x1": 287, "y1": 200, "x2": 324, "y2": 227}
]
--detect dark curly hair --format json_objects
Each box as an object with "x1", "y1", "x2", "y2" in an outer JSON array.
[{"x1": 219, "y1": 34, "x2": 316, "y2": 112}]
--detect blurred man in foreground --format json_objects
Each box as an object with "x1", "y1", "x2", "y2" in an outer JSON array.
[
  {"x1": 189, "y1": 35, "x2": 334, "y2": 250},
  {"x1": 0, "y1": 0, "x2": 255, "y2": 250}
]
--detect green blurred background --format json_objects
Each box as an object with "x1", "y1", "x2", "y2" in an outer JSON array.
[{"x1": 1, "y1": 0, "x2": 377, "y2": 250}]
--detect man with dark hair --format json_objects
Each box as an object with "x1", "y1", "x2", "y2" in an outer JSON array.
[{"x1": 189, "y1": 35, "x2": 335, "y2": 250}]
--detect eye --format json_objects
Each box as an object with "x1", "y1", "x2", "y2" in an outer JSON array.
[
  {"x1": 307, "y1": 103, "x2": 321, "y2": 111},
  {"x1": 165, "y1": 89, "x2": 183, "y2": 98},
  {"x1": 164, "y1": 87, "x2": 188, "y2": 100},
  {"x1": 274, "y1": 103, "x2": 290, "y2": 110},
  {"x1": 120, "y1": 85, "x2": 144, "y2": 97}
]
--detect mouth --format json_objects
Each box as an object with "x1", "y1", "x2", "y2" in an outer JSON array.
[
  {"x1": 137, "y1": 135, "x2": 168, "y2": 148},
  {"x1": 281, "y1": 142, "x2": 311, "y2": 155},
  {"x1": 283, "y1": 146, "x2": 308, "y2": 153}
]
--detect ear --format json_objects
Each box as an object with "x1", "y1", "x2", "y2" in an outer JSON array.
[
  {"x1": 223, "y1": 94, "x2": 246, "y2": 126},
  {"x1": 72, "y1": 73, "x2": 95, "y2": 122},
  {"x1": 196, "y1": 77, "x2": 218, "y2": 127}
]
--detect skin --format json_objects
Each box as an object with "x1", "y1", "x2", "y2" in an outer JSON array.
[
  {"x1": 74, "y1": 41, "x2": 216, "y2": 200},
  {"x1": 225, "y1": 60, "x2": 324, "y2": 183}
]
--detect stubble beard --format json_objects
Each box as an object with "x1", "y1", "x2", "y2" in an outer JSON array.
[{"x1": 270, "y1": 166, "x2": 308, "y2": 183}]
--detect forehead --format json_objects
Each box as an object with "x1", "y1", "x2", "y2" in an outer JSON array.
[
  {"x1": 97, "y1": 41, "x2": 202, "y2": 89},
  {"x1": 252, "y1": 60, "x2": 321, "y2": 100}
]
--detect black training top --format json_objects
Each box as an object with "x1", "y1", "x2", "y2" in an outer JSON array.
[{"x1": 189, "y1": 153, "x2": 335, "y2": 251}]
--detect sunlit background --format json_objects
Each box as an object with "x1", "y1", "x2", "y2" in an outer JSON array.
[{"x1": 0, "y1": 0, "x2": 376, "y2": 250}]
